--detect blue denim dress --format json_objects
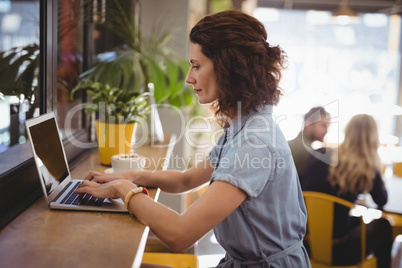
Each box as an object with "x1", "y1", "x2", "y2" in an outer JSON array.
[{"x1": 208, "y1": 105, "x2": 310, "y2": 268}]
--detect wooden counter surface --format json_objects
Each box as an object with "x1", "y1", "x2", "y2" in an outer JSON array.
[{"x1": 0, "y1": 134, "x2": 175, "y2": 268}]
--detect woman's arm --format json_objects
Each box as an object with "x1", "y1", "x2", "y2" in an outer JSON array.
[
  {"x1": 369, "y1": 171, "x2": 388, "y2": 209},
  {"x1": 82, "y1": 158, "x2": 213, "y2": 194},
  {"x1": 125, "y1": 179, "x2": 247, "y2": 252},
  {"x1": 133, "y1": 158, "x2": 214, "y2": 193},
  {"x1": 75, "y1": 170, "x2": 247, "y2": 252}
]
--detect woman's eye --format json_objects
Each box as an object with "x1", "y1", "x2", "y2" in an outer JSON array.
[{"x1": 192, "y1": 65, "x2": 199, "y2": 70}]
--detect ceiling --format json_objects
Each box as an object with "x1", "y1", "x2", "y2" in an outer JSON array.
[{"x1": 257, "y1": 0, "x2": 400, "y2": 14}]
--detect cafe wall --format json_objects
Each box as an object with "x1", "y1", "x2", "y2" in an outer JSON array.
[{"x1": 141, "y1": 0, "x2": 190, "y2": 213}]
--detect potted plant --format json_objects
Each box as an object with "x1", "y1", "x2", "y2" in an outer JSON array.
[
  {"x1": 71, "y1": 79, "x2": 150, "y2": 165},
  {"x1": 74, "y1": 0, "x2": 197, "y2": 143},
  {"x1": 80, "y1": 0, "x2": 194, "y2": 103}
]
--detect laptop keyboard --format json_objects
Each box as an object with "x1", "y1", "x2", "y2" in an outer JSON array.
[{"x1": 58, "y1": 181, "x2": 105, "y2": 206}]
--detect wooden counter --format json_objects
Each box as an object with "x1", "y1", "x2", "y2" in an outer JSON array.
[{"x1": 0, "y1": 134, "x2": 175, "y2": 268}]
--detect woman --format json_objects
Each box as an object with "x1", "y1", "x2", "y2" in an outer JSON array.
[
  {"x1": 303, "y1": 114, "x2": 392, "y2": 267},
  {"x1": 75, "y1": 10, "x2": 310, "y2": 267}
]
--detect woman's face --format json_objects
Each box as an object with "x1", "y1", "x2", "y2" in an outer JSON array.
[{"x1": 185, "y1": 43, "x2": 218, "y2": 104}]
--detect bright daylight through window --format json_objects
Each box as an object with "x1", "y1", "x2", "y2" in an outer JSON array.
[{"x1": 254, "y1": 8, "x2": 401, "y2": 148}]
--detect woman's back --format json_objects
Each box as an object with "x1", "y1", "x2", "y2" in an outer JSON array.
[
  {"x1": 303, "y1": 114, "x2": 392, "y2": 267},
  {"x1": 303, "y1": 147, "x2": 387, "y2": 238}
]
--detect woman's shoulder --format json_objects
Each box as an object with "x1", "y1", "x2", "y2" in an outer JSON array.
[{"x1": 240, "y1": 108, "x2": 289, "y2": 148}]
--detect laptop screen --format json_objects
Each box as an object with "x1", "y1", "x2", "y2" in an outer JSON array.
[{"x1": 28, "y1": 115, "x2": 69, "y2": 196}]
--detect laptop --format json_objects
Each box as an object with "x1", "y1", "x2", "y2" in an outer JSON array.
[{"x1": 25, "y1": 112, "x2": 127, "y2": 213}]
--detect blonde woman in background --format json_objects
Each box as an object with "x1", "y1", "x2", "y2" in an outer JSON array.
[{"x1": 303, "y1": 114, "x2": 393, "y2": 267}]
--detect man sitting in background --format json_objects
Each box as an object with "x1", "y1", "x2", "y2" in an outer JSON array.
[{"x1": 288, "y1": 106, "x2": 330, "y2": 185}]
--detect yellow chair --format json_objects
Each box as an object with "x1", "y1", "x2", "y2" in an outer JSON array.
[
  {"x1": 142, "y1": 252, "x2": 198, "y2": 268},
  {"x1": 302, "y1": 191, "x2": 377, "y2": 268},
  {"x1": 393, "y1": 162, "x2": 402, "y2": 177}
]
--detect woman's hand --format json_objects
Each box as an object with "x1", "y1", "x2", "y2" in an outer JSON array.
[
  {"x1": 83, "y1": 170, "x2": 141, "y2": 184},
  {"x1": 74, "y1": 179, "x2": 135, "y2": 200}
]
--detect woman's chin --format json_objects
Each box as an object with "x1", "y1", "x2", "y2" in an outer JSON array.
[{"x1": 198, "y1": 98, "x2": 218, "y2": 105}]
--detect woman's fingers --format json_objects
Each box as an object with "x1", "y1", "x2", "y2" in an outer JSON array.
[
  {"x1": 83, "y1": 170, "x2": 138, "y2": 185},
  {"x1": 74, "y1": 180, "x2": 100, "y2": 196},
  {"x1": 84, "y1": 171, "x2": 102, "y2": 181},
  {"x1": 74, "y1": 179, "x2": 122, "y2": 199},
  {"x1": 82, "y1": 171, "x2": 118, "y2": 183},
  {"x1": 92, "y1": 174, "x2": 120, "y2": 183},
  {"x1": 80, "y1": 180, "x2": 100, "y2": 187}
]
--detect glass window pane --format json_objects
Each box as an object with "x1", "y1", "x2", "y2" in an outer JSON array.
[
  {"x1": 0, "y1": 0, "x2": 40, "y2": 175},
  {"x1": 57, "y1": 0, "x2": 84, "y2": 137},
  {"x1": 0, "y1": 0, "x2": 40, "y2": 150},
  {"x1": 0, "y1": 0, "x2": 89, "y2": 177},
  {"x1": 254, "y1": 8, "x2": 401, "y2": 146}
]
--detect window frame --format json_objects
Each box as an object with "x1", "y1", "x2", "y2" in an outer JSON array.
[{"x1": 0, "y1": 0, "x2": 91, "y2": 230}]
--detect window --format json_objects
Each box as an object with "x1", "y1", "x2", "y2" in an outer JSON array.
[
  {"x1": 0, "y1": 0, "x2": 90, "y2": 229},
  {"x1": 253, "y1": 8, "x2": 402, "y2": 146},
  {"x1": 0, "y1": 0, "x2": 40, "y2": 170}
]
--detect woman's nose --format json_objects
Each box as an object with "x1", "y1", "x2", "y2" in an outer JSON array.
[{"x1": 185, "y1": 70, "x2": 195, "y2": 85}]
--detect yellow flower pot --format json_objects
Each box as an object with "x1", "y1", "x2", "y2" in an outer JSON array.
[{"x1": 95, "y1": 121, "x2": 135, "y2": 165}]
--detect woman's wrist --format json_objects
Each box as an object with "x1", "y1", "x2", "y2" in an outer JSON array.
[
  {"x1": 124, "y1": 187, "x2": 149, "y2": 208},
  {"x1": 119, "y1": 181, "x2": 149, "y2": 217},
  {"x1": 116, "y1": 180, "x2": 138, "y2": 200},
  {"x1": 130, "y1": 169, "x2": 147, "y2": 185}
]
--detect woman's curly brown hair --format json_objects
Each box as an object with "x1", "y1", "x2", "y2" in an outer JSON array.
[{"x1": 189, "y1": 10, "x2": 286, "y2": 125}]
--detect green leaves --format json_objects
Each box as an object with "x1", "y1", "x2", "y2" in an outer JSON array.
[
  {"x1": 79, "y1": 49, "x2": 146, "y2": 94},
  {"x1": 143, "y1": 54, "x2": 168, "y2": 103},
  {"x1": 70, "y1": 80, "x2": 150, "y2": 124},
  {"x1": 0, "y1": 43, "x2": 40, "y2": 105},
  {"x1": 79, "y1": 0, "x2": 197, "y2": 113},
  {"x1": 143, "y1": 52, "x2": 193, "y2": 107}
]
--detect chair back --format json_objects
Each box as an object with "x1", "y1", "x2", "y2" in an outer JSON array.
[
  {"x1": 302, "y1": 191, "x2": 375, "y2": 267},
  {"x1": 142, "y1": 252, "x2": 198, "y2": 268},
  {"x1": 394, "y1": 162, "x2": 402, "y2": 177}
]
